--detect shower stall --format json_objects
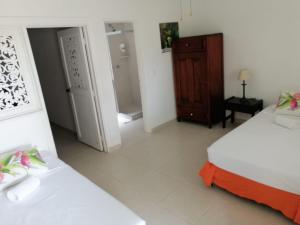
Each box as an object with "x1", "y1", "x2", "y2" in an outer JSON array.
[{"x1": 105, "y1": 23, "x2": 142, "y2": 125}]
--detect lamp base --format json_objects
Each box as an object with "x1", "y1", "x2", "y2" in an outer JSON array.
[{"x1": 241, "y1": 81, "x2": 247, "y2": 103}]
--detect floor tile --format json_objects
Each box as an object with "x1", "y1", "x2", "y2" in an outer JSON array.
[
  {"x1": 159, "y1": 181, "x2": 217, "y2": 224},
  {"x1": 53, "y1": 119, "x2": 292, "y2": 225}
]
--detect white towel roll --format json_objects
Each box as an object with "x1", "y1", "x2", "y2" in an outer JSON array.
[
  {"x1": 274, "y1": 115, "x2": 300, "y2": 129},
  {"x1": 6, "y1": 176, "x2": 40, "y2": 202}
]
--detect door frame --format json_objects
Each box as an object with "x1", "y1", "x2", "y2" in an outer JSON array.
[
  {"x1": 103, "y1": 20, "x2": 148, "y2": 132},
  {"x1": 16, "y1": 18, "x2": 108, "y2": 152}
]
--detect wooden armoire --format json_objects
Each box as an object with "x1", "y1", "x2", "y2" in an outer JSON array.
[{"x1": 172, "y1": 33, "x2": 224, "y2": 128}]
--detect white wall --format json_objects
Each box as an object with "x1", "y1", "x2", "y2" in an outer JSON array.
[
  {"x1": 106, "y1": 23, "x2": 135, "y2": 113},
  {"x1": 28, "y1": 28, "x2": 76, "y2": 131},
  {"x1": 106, "y1": 23, "x2": 142, "y2": 113},
  {"x1": 3, "y1": 0, "x2": 298, "y2": 151},
  {"x1": 0, "y1": 26, "x2": 56, "y2": 154},
  {"x1": 124, "y1": 23, "x2": 142, "y2": 111},
  {"x1": 0, "y1": 0, "x2": 180, "y2": 150},
  {"x1": 180, "y1": 0, "x2": 300, "y2": 106},
  {"x1": 0, "y1": 112, "x2": 56, "y2": 154}
]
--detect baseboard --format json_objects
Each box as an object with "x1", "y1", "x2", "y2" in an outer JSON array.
[
  {"x1": 50, "y1": 122, "x2": 76, "y2": 134},
  {"x1": 150, "y1": 118, "x2": 176, "y2": 132},
  {"x1": 107, "y1": 144, "x2": 121, "y2": 152}
]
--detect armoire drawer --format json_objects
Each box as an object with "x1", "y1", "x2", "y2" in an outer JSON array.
[
  {"x1": 179, "y1": 107, "x2": 208, "y2": 122},
  {"x1": 173, "y1": 37, "x2": 206, "y2": 53}
]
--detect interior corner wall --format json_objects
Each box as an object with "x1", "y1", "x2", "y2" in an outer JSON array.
[
  {"x1": 28, "y1": 28, "x2": 76, "y2": 132},
  {"x1": 179, "y1": 0, "x2": 300, "y2": 107},
  {"x1": 0, "y1": 26, "x2": 56, "y2": 154},
  {"x1": 106, "y1": 23, "x2": 134, "y2": 113},
  {"x1": 106, "y1": 23, "x2": 142, "y2": 113},
  {"x1": 3, "y1": 0, "x2": 300, "y2": 151},
  {"x1": 0, "y1": 0, "x2": 180, "y2": 149},
  {"x1": 0, "y1": 111, "x2": 56, "y2": 154},
  {"x1": 125, "y1": 25, "x2": 142, "y2": 110}
]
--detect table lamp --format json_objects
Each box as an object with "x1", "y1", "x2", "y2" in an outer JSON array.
[{"x1": 239, "y1": 69, "x2": 250, "y2": 101}]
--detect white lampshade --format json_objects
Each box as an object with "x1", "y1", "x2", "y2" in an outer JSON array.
[{"x1": 239, "y1": 69, "x2": 250, "y2": 81}]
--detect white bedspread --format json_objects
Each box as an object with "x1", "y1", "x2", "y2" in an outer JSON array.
[
  {"x1": 0, "y1": 155, "x2": 146, "y2": 225},
  {"x1": 208, "y1": 106, "x2": 300, "y2": 195}
]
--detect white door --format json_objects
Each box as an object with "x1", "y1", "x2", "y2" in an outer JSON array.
[{"x1": 57, "y1": 27, "x2": 103, "y2": 151}]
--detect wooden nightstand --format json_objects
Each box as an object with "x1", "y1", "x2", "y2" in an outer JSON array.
[{"x1": 223, "y1": 97, "x2": 263, "y2": 128}]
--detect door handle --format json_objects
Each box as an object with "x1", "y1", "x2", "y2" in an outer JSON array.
[{"x1": 66, "y1": 88, "x2": 71, "y2": 93}]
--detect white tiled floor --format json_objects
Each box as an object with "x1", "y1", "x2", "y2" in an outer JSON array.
[{"x1": 53, "y1": 120, "x2": 294, "y2": 225}]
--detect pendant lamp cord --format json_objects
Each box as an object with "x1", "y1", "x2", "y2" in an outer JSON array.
[{"x1": 180, "y1": 0, "x2": 183, "y2": 21}]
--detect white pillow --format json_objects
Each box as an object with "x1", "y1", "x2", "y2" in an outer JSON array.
[{"x1": 274, "y1": 115, "x2": 300, "y2": 129}]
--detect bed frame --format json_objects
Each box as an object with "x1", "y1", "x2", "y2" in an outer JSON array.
[{"x1": 200, "y1": 162, "x2": 300, "y2": 224}]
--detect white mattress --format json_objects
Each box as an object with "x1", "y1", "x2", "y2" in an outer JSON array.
[
  {"x1": 208, "y1": 106, "x2": 300, "y2": 195},
  {"x1": 0, "y1": 154, "x2": 146, "y2": 225}
]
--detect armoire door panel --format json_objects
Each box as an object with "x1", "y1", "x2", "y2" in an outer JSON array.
[
  {"x1": 192, "y1": 52, "x2": 208, "y2": 82},
  {"x1": 174, "y1": 56, "x2": 194, "y2": 107},
  {"x1": 191, "y1": 52, "x2": 208, "y2": 108},
  {"x1": 174, "y1": 53, "x2": 208, "y2": 108},
  {"x1": 193, "y1": 82, "x2": 208, "y2": 107}
]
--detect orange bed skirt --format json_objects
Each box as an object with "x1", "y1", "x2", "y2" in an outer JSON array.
[{"x1": 199, "y1": 162, "x2": 300, "y2": 224}]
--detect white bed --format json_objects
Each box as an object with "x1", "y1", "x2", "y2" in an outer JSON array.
[
  {"x1": 0, "y1": 154, "x2": 146, "y2": 225},
  {"x1": 208, "y1": 106, "x2": 300, "y2": 195}
]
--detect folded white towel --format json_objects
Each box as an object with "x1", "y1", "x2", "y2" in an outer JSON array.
[
  {"x1": 274, "y1": 115, "x2": 300, "y2": 129},
  {"x1": 6, "y1": 176, "x2": 40, "y2": 202}
]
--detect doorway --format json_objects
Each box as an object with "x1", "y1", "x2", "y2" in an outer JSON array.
[
  {"x1": 27, "y1": 27, "x2": 104, "y2": 152},
  {"x1": 105, "y1": 22, "x2": 143, "y2": 133}
]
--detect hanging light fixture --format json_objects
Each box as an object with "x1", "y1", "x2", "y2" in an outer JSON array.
[{"x1": 180, "y1": 0, "x2": 193, "y2": 20}]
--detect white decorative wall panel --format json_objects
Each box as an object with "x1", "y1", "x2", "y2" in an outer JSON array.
[
  {"x1": 0, "y1": 28, "x2": 40, "y2": 120},
  {"x1": 0, "y1": 35, "x2": 30, "y2": 111}
]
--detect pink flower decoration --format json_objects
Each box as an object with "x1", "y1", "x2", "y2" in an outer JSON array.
[
  {"x1": 0, "y1": 172, "x2": 4, "y2": 182},
  {"x1": 294, "y1": 93, "x2": 300, "y2": 100},
  {"x1": 15, "y1": 151, "x2": 22, "y2": 158},
  {"x1": 290, "y1": 98, "x2": 298, "y2": 110},
  {"x1": 21, "y1": 155, "x2": 30, "y2": 167}
]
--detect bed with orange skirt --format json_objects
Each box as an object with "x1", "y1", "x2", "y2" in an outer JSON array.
[{"x1": 199, "y1": 107, "x2": 300, "y2": 224}]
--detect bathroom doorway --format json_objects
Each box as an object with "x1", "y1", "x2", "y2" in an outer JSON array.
[
  {"x1": 105, "y1": 22, "x2": 143, "y2": 127},
  {"x1": 27, "y1": 27, "x2": 104, "y2": 151}
]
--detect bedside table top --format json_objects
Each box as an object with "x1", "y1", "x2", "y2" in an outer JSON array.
[
  {"x1": 226, "y1": 97, "x2": 263, "y2": 106},
  {"x1": 225, "y1": 96, "x2": 263, "y2": 114}
]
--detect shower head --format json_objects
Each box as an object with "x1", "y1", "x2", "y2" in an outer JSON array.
[{"x1": 108, "y1": 23, "x2": 116, "y2": 32}]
